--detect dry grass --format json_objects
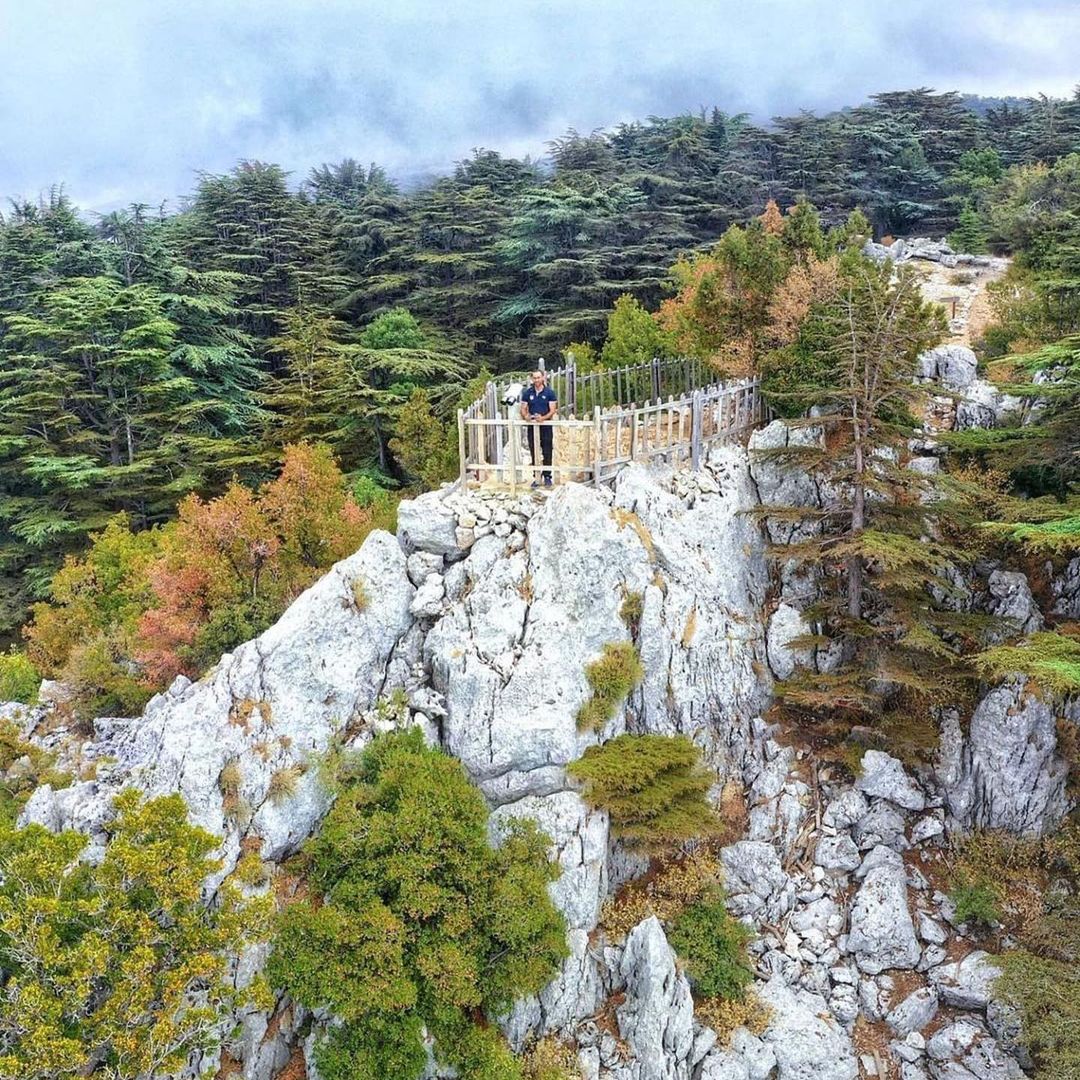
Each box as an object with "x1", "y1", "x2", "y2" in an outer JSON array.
[
  {"x1": 681, "y1": 604, "x2": 698, "y2": 648},
  {"x1": 611, "y1": 508, "x2": 656, "y2": 561},
  {"x1": 267, "y1": 765, "x2": 302, "y2": 805},
  {"x1": 520, "y1": 1036, "x2": 580, "y2": 1080},
  {"x1": 351, "y1": 578, "x2": 369, "y2": 612},
  {"x1": 601, "y1": 850, "x2": 722, "y2": 941},
  {"x1": 696, "y1": 992, "x2": 772, "y2": 1046},
  {"x1": 219, "y1": 759, "x2": 243, "y2": 817},
  {"x1": 229, "y1": 697, "x2": 272, "y2": 731},
  {"x1": 852, "y1": 1016, "x2": 898, "y2": 1080},
  {"x1": 276, "y1": 1046, "x2": 307, "y2": 1080}
]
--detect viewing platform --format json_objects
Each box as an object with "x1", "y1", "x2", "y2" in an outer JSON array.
[{"x1": 456, "y1": 356, "x2": 768, "y2": 492}]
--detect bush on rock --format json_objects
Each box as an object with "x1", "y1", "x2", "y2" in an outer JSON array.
[
  {"x1": 567, "y1": 733, "x2": 720, "y2": 848},
  {"x1": 576, "y1": 641, "x2": 643, "y2": 732},
  {"x1": 0, "y1": 790, "x2": 266, "y2": 1080},
  {"x1": 668, "y1": 889, "x2": 755, "y2": 999},
  {"x1": 266, "y1": 729, "x2": 568, "y2": 1080}
]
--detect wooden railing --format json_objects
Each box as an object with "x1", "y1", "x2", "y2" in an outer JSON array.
[{"x1": 457, "y1": 357, "x2": 767, "y2": 491}]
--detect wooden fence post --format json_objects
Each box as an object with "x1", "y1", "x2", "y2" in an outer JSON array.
[
  {"x1": 484, "y1": 381, "x2": 498, "y2": 466},
  {"x1": 457, "y1": 409, "x2": 467, "y2": 486},
  {"x1": 509, "y1": 413, "x2": 518, "y2": 495},
  {"x1": 691, "y1": 389, "x2": 703, "y2": 470},
  {"x1": 593, "y1": 406, "x2": 602, "y2": 488}
]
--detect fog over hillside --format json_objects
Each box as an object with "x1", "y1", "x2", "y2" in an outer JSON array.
[{"x1": 1, "y1": 0, "x2": 1078, "y2": 209}]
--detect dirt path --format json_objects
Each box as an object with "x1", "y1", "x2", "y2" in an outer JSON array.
[{"x1": 910, "y1": 255, "x2": 1010, "y2": 348}]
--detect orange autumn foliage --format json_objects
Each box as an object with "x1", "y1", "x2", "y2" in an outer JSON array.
[
  {"x1": 136, "y1": 443, "x2": 371, "y2": 684},
  {"x1": 27, "y1": 444, "x2": 379, "y2": 711},
  {"x1": 766, "y1": 255, "x2": 842, "y2": 348}
]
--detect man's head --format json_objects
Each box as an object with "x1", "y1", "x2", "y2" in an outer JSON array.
[{"x1": 531, "y1": 370, "x2": 545, "y2": 389}]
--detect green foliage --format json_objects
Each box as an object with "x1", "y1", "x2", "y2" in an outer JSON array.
[
  {"x1": 0, "y1": 719, "x2": 69, "y2": 828},
  {"x1": 25, "y1": 443, "x2": 374, "y2": 714},
  {"x1": 576, "y1": 641, "x2": 644, "y2": 732},
  {"x1": 949, "y1": 205, "x2": 989, "y2": 254},
  {"x1": 973, "y1": 632, "x2": 1080, "y2": 695},
  {"x1": 949, "y1": 874, "x2": 1003, "y2": 926},
  {"x1": 757, "y1": 256, "x2": 967, "y2": 721},
  {"x1": 360, "y1": 308, "x2": 428, "y2": 350},
  {"x1": 266, "y1": 729, "x2": 567, "y2": 1080},
  {"x1": 0, "y1": 790, "x2": 267, "y2": 1079},
  {"x1": 995, "y1": 950, "x2": 1080, "y2": 1079},
  {"x1": 668, "y1": 890, "x2": 755, "y2": 999},
  {"x1": 620, "y1": 591, "x2": 644, "y2": 631},
  {"x1": 389, "y1": 386, "x2": 455, "y2": 488},
  {"x1": 600, "y1": 294, "x2": 674, "y2": 369},
  {"x1": 0, "y1": 649, "x2": 38, "y2": 704},
  {"x1": 567, "y1": 733, "x2": 720, "y2": 848},
  {"x1": 5, "y1": 90, "x2": 1080, "y2": 641}
]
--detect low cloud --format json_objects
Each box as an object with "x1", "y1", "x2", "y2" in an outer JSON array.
[{"x1": 0, "y1": 0, "x2": 1076, "y2": 211}]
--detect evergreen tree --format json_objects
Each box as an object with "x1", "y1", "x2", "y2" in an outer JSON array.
[
  {"x1": 949, "y1": 205, "x2": 989, "y2": 254},
  {"x1": 756, "y1": 257, "x2": 970, "y2": 718}
]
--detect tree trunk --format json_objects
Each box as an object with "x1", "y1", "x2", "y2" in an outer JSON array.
[{"x1": 848, "y1": 419, "x2": 865, "y2": 622}]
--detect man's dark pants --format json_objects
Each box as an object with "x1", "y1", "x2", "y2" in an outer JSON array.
[{"x1": 529, "y1": 422, "x2": 553, "y2": 482}]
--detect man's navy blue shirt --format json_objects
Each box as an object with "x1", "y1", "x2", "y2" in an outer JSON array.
[{"x1": 522, "y1": 384, "x2": 557, "y2": 415}]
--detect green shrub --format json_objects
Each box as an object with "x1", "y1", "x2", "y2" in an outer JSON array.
[
  {"x1": 0, "y1": 649, "x2": 39, "y2": 704},
  {"x1": 576, "y1": 641, "x2": 644, "y2": 732},
  {"x1": 668, "y1": 890, "x2": 755, "y2": 999},
  {"x1": 0, "y1": 790, "x2": 267, "y2": 1080},
  {"x1": 620, "y1": 591, "x2": 644, "y2": 632},
  {"x1": 266, "y1": 729, "x2": 567, "y2": 1080},
  {"x1": 0, "y1": 719, "x2": 70, "y2": 828},
  {"x1": 950, "y1": 874, "x2": 1003, "y2": 926},
  {"x1": 973, "y1": 632, "x2": 1080, "y2": 695},
  {"x1": 567, "y1": 733, "x2": 720, "y2": 848},
  {"x1": 995, "y1": 949, "x2": 1080, "y2": 1078}
]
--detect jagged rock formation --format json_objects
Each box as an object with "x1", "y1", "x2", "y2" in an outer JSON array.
[{"x1": 10, "y1": 356, "x2": 1075, "y2": 1079}]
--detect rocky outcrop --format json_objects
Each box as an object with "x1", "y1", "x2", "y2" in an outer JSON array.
[
  {"x1": 756, "y1": 975, "x2": 858, "y2": 1080},
  {"x1": 917, "y1": 345, "x2": 978, "y2": 390},
  {"x1": 615, "y1": 917, "x2": 696, "y2": 1080},
  {"x1": 846, "y1": 846, "x2": 921, "y2": 974},
  {"x1": 10, "y1": 412, "x2": 1070, "y2": 1080},
  {"x1": 23, "y1": 531, "x2": 417, "y2": 874},
  {"x1": 937, "y1": 680, "x2": 1070, "y2": 835}
]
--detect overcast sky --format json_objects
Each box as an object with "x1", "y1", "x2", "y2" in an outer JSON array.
[{"x1": 1, "y1": 0, "x2": 1077, "y2": 212}]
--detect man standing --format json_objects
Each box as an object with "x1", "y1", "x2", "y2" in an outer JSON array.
[{"x1": 520, "y1": 369, "x2": 558, "y2": 487}]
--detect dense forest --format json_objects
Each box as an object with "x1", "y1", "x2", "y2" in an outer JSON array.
[{"x1": 2, "y1": 85, "x2": 1080, "y2": 689}]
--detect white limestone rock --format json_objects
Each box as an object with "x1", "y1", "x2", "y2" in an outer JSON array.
[
  {"x1": 721, "y1": 840, "x2": 795, "y2": 921},
  {"x1": 857, "y1": 750, "x2": 926, "y2": 811},
  {"x1": 939, "y1": 680, "x2": 1069, "y2": 835},
  {"x1": 847, "y1": 851, "x2": 921, "y2": 974},
  {"x1": 398, "y1": 489, "x2": 463, "y2": 556},
  {"x1": 765, "y1": 602, "x2": 814, "y2": 680},
  {"x1": 985, "y1": 570, "x2": 1043, "y2": 636},
  {"x1": 918, "y1": 345, "x2": 978, "y2": 390},
  {"x1": 617, "y1": 917, "x2": 696, "y2": 1080},
  {"x1": 886, "y1": 987, "x2": 938, "y2": 1037},
  {"x1": 615, "y1": 451, "x2": 771, "y2": 751},
  {"x1": 22, "y1": 530, "x2": 416, "y2": 873},
  {"x1": 815, "y1": 834, "x2": 861, "y2": 871},
  {"x1": 823, "y1": 788, "x2": 870, "y2": 830},
  {"x1": 757, "y1": 974, "x2": 858, "y2": 1080},
  {"x1": 928, "y1": 951, "x2": 1001, "y2": 1010}
]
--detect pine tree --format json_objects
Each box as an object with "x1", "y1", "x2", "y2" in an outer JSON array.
[
  {"x1": 756, "y1": 257, "x2": 975, "y2": 718},
  {"x1": 949, "y1": 205, "x2": 989, "y2": 254}
]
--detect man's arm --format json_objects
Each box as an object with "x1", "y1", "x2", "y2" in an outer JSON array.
[{"x1": 542, "y1": 392, "x2": 558, "y2": 421}]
